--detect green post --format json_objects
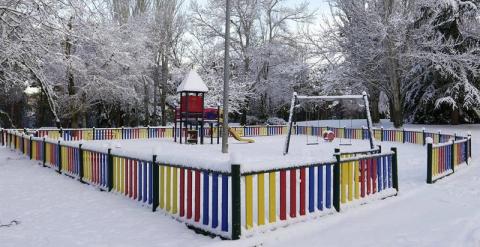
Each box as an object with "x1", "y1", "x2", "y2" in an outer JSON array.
[
  {"x1": 333, "y1": 148, "x2": 341, "y2": 212},
  {"x1": 422, "y1": 128, "x2": 426, "y2": 146},
  {"x1": 121, "y1": 127, "x2": 125, "y2": 140},
  {"x1": 42, "y1": 138, "x2": 46, "y2": 167},
  {"x1": 152, "y1": 155, "x2": 159, "y2": 212},
  {"x1": 21, "y1": 134, "x2": 24, "y2": 154},
  {"x1": 57, "y1": 140, "x2": 62, "y2": 174},
  {"x1": 92, "y1": 127, "x2": 96, "y2": 140},
  {"x1": 380, "y1": 127, "x2": 384, "y2": 142},
  {"x1": 29, "y1": 136, "x2": 33, "y2": 160},
  {"x1": 391, "y1": 147, "x2": 399, "y2": 192},
  {"x1": 231, "y1": 164, "x2": 241, "y2": 240},
  {"x1": 465, "y1": 138, "x2": 469, "y2": 165},
  {"x1": 402, "y1": 129, "x2": 406, "y2": 143},
  {"x1": 59, "y1": 127, "x2": 63, "y2": 138},
  {"x1": 79, "y1": 144, "x2": 84, "y2": 182},
  {"x1": 468, "y1": 134, "x2": 472, "y2": 159},
  {"x1": 147, "y1": 126, "x2": 150, "y2": 139},
  {"x1": 107, "y1": 148, "x2": 113, "y2": 190},
  {"x1": 451, "y1": 140, "x2": 455, "y2": 173},
  {"x1": 427, "y1": 142, "x2": 433, "y2": 184}
]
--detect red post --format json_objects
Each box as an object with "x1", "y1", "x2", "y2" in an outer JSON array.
[
  {"x1": 180, "y1": 168, "x2": 185, "y2": 217},
  {"x1": 280, "y1": 170, "x2": 286, "y2": 220},
  {"x1": 290, "y1": 169, "x2": 296, "y2": 218},
  {"x1": 194, "y1": 171, "x2": 201, "y2": 222},
  {"x1": 300, "y1": 168, "x2": 306, "y2": 216}
]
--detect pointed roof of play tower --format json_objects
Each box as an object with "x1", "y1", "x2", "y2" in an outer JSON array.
[{"x1": 176, "y1": 70, "x2": 209, "y2": 93}]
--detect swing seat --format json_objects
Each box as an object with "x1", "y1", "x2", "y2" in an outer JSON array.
[{"x1": 323, "y1": 131, "x2": 335, "y2": 142}]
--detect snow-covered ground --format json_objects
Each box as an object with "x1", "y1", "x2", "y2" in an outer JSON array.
[
  {"x1": 75, "y1": 135, "x2": 377, "y2": 173},
  {"x1": 0, "y1": 123, "x2": 478, "y2": 247}
]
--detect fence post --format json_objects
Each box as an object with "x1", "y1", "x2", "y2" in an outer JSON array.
[
  {"x1": 57, "y1": 140, "x2": 62, "y2": 174},
  {"x1": 29, "y1": 136, "x2": 33, "y2": 160},
  {"x1": 42, "y1": 138, "x2": 46, "y2": 167},
  {"x1": 121, "y1": 127, "x2": 125, "y2": 140},
  {"x1": 427, "y1": 139, "x2": 433, "y2": 184},
  {"x1": 231, "y1": 163, "x2": 241, "y2": 240},
  {"x1": 152, "y1": 155, "x2": 159, "y2": 212},
  {"x1": 465, "y1": 137, "x2": 469, "y2": 165},
  {"x1": 92, "y1": 127, "x2": 96, "y2": 140},
  {"x1": 468, "y1": 134, "x2": 472, "y2": 160},
  {"x1": 147, "y1": 126, "x2": 150, "y2": 139},
  {"x1": 1, "y1": 128, "x2": 4, "y2": 146},
  {"x1": 21, "y1": 134, "x2": 25, "y2": 154},
  {"x1": 403, "y1": 129, "x2": 406, "y2": 143},
  {"x1": 107, "y1": 148, "x2": 113, "y2": 190},
  {"x1": 422, "y1": 128, "x2": 426, "y2": 146},
  {"x1": 14, "y1": 133, "x2": 17, "y2": 150},
  {"x1": 333, "y1": 148, "x2": 341, "y2": 212},
  {"x1": 79, "y1": 144, "x2": 84, "y2": 182},
  {"x1": 380, "y1": 126, "x2": 384, "y2": 142},
  {"x1": 59, "y1": 127, "x2": 63, "y2": 138},
  {"x1": 451, "y1": 140, "x2": 455, "y2": 173},
  {"x1": 391, "y1": 147, "x2": 399, "y2": 192}
]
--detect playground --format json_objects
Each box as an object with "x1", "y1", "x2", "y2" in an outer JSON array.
[
  {"x1": 0, "y1": 124, "x2": 476, "y2": 247},
  {"x1": 0, "y1": 72, "x2": 474, "y2": 243}
]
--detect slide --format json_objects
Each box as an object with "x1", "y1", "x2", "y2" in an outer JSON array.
[{"x1": 229, "y1": 128, "x2": 255, "y2": 143}]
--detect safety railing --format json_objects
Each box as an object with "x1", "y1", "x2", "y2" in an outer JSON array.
[{"x1": 427, "y1": 137, "x2": 471, "y2": 183}]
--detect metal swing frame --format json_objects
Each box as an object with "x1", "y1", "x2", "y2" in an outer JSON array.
[{"x1": 283, "y1": 92, "x2": 375, "y2": 155}]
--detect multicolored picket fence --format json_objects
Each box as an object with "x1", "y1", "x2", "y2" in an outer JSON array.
[
  {"x1": 2, "y1": 129, "x2": 401, "y2": 239},
  {"x1": 427, "y1": 138, "x2": 471, "y2": 183},
  {"x1": 0, "y1": 123, "x2": 473, "y2": 239}
]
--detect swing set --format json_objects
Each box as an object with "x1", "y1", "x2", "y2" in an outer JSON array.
[{"x1": 284, "y1": 92, "x2": 375, "y2": 155}]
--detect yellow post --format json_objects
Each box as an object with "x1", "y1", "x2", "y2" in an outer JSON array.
[
  {"x1": 245, "y1": 175, "x2": 253, "y2": 229},
  {"x1": 172, "y1": 167, "x2": 178, "y2": 214},
  {"x1": 166, "y1": 166, "x2": 171, "y2": 212},
  {"x1": 257, "y1": 173, "x2": 265, "y2": 226},
  {"x1": 269, "y1": 172, "x2": 276, "y2": 223},
  {"x1": 354, "y1": 160, "x2": 360, "y2": 199},
  {"x1": 160, "y1": 166, "x2": 165, "y2": 209},
  {"x1": 341, "y1": 162, "x2": 347, "y2": 203},
  {"x1": 348, "y1": 160, "x2": 353, "y2": 201}
]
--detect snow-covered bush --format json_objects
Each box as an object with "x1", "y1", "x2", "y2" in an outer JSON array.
[
  {"x1": 246, "y1": 116, "x2": 261, "y2": 125},
  {"x1": 266, "y1": 117, "x2": 286, "y2": 125}
]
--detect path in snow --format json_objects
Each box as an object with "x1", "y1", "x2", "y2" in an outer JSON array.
[{"x1": 0, "y1": 149, "x2": 218, "y2": 247}]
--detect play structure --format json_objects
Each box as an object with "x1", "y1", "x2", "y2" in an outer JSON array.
[
  {"x1": 174, "y1": 70, "x2": 254, "y2": 144},
  {"x1": 283, "y1": 92, "x2": 375, "y2": 155}
]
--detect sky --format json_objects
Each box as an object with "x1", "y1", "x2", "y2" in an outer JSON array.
[{"x1": 193, "y1": 0, "x2": 332, "y2": 16}]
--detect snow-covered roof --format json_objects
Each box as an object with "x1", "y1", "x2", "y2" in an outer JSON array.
[{"x1": 176, "y1": 70, "x2": 209, "y2": 93}]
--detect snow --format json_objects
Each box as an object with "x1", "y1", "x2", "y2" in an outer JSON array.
[
  {"x1": 71, "y1": 136, "x2": 375, "y2": 173},
  {"x1": 0, "y1": 123, "x2": 478, "y2": 247},
  {"x1": 176, "y1": 69, "x2": 209, "y2": 93},
  {"x1": 0, "y1": 149, "x2": 217, "y2": 247}
]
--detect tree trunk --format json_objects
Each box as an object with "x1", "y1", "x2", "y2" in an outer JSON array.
[
  {"x1": 143, "y1": 76, "x2": 150, "y2": 126},
  {"x1": 65, "y1": 17, "x2": 77, "y2": 128},
  {"x1": 391, "y1": 91, "x2": 403, "y2": 128},
  {"x1": 451, "y1": 107, "x2": 460, "y2": 125},
  {"x1": 160, "y1": 52, "x2": 168, "y2": 126},
  {"x1": 152, "y1": 56, "x2": 160, "y2": 125},
  {"x1": 369, "y1": 88, "x2": 381, "y2": 123}
]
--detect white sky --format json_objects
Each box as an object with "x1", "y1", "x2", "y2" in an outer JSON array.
[{"x1": 192, "y1": 0, "x2": 332, "y2": 20}]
